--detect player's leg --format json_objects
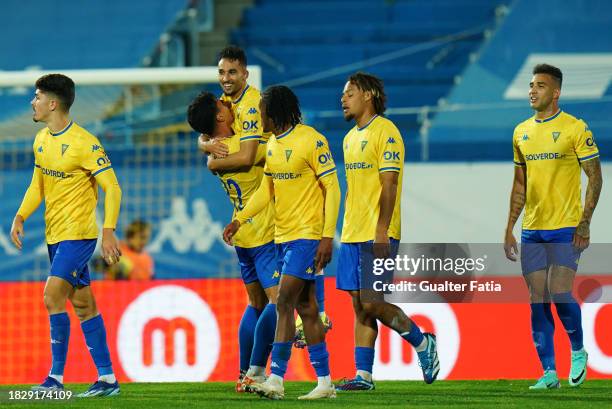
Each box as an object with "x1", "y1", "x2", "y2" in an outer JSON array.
[
  {"x1": 244, "y1": 242, "x2": 281, "y2": 389},
  {"x1": 295, "y1": 271, "x2": 332, "y2": 348},
  {"x1": 70, "y1": 284, "x2": 118, "y2": 397},
  {"x1": 547, "y1": 233, "x2": 587, "y2": 387},
  {"x1": 521, "y1": 230, "x2": 559, "y2": 389},
  {"x1": 234, "y1": 246, "x2": 266, "y2": 390},
  {"x1": 253, "y1": 273, "x2": 304, "y2": 400},
  {"x1": 32, "y1": 273, "x2": 74, "y2": 391},
  {"x1": 296, "y1": 279, "x2": 335, "y2": 400},
  {"x1": 336, "y1": 242, "x2": 377, "y2": 390},
  {"x1": 361, "y1": 240, "x2": 439, "y2": 384}
]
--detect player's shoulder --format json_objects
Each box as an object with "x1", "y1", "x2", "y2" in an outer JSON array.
[
  {"x1": 296, "y1": 123, "x2": 327, "y2": 143},
  {"x1": 513, "y1": 116, "x2": 534, "y2": 135},
  {"x1": 559, "y1": 111, "x2": 589, "y2": 132},
  {"x1": 239, "y1": 85, "x2": 261, "y2": 107}
]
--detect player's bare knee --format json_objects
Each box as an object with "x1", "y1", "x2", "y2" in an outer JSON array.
[
  {"x1": 43, "y1": 289, "x2": 66, "y2": 313},
  {"x1": 276, "y1": 291, "x2": 296, "y2": 315}
]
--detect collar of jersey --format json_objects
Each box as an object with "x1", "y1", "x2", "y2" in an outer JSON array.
[
  {"x1": 276, "y1": 125, "x2": 295, "y2": 140},
  {"x1": 49, "y1": 120, "x2": 74, "y2": 136},
  {"x1": 534, "y1": 110, "x2": 561, "y2": 123},
  {"x1": 232, "y1": 84, "x2": 250, "y2": 104},
  {"x1": 357, "y1": 114, "x2": 378, "y2": 131}
]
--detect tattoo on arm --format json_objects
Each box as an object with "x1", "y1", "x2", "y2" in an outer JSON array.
[
  {"x1": 579, "y1": 158, "x2": 603, "y2": 229},
  {"x1": 507, "y1": 167, "x2": 526, "y2": 230}
]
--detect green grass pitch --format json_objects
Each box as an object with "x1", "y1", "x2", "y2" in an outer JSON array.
[{"x1": 1, "y1": 380, "x2": 611, "y2": 408}]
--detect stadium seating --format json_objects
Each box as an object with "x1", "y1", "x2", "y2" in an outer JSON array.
[{"x1": 231, "y1": 0, "x2": 509, "y2": 157}]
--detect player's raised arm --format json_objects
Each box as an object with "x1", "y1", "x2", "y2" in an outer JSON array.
[
  {"x1": 207, "y1": 139, "x2": 259, "y2": 172},
  {"x1": 224, "y1": 172, "x2": 274, "y2": 245},
  {"x1": 11, "y1": 163, "x2": 44, "y2": 250}
]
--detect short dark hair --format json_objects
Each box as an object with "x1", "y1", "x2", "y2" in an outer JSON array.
[
  {"x1": 533, "y1": 63, "x2": 563, "y2": 88},
  {"x1": 35, "y1": 74, "x2": 75, "y2": 112},
  {"x1": 261, "y1": 85, "x2": 302, "y2": 130},
  {"x1": 187, "y1": 91, "x2": 218, "y2": 135},
  {"x1": 125, "y1": 219, "x2": 150, "y2": 239},
  {"x1": 348, "y1": 72, "x2": 387, "y2": 115},
  {"x1": 218, "y1": 45, "x2": 247, "y2": 66}
]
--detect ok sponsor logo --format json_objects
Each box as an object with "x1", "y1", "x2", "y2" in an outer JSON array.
[
  {"x1": 117, "y1": 285, "x2": 220, "y2": 381},
  {"x1": 243, "y1": 120, "x2": 258, "y2": 131},
  {"x1": 318, "y1": 152, "x2": 332, "y2": 165},
  {"x1": 373, "y1": 303, "x2": 459, "y2": 380},
  {"x1": 384, "y1": 151, "x2": 400, "y2": 161}
]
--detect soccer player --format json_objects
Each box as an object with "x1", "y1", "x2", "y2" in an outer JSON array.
[
  {"x1": 223, "y1": 85, "x2": 341, "y2": 400},
  {"x1": 198, "y1": 45, "x2": 330, "y2": 388},
  {"x1": 9, "y1": 74, "x2": 122, "y2": 397},
  {"x1": 504, "y1": 64, "x2": 602, "y2": 389},
  {"x1": 335, "y1": 72, "x2": 439, "y2": 391},
  {"x1": 188, "y1": 90, "x2": 279, "y2": 392}
]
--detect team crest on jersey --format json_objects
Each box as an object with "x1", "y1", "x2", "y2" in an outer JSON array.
[
  {"x1": 316, "y1": 140, "x2": 324, "y2": 148},
  {"x1": 61, "y1": 144, "x2": 69, "y2": 156},
  {"x1": 285, "y1": 150, "x2": 292, "y2": 161},
  {"x1": 552, "y1": 132, "x2": 561, "y2": 143},
  {"x1": 522, "y1": 134, "x2": 529, "y2": 141},
  {"x1": 387, "y1": 137, "x2": 396, "y2": 144},
  {"x1": 361, "y1": 141, "x2": 368, "y2": 151}
]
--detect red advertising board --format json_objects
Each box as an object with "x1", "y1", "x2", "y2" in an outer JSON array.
[{"x1": 0, "y1": 278, "x2": 610, "y2": 384}]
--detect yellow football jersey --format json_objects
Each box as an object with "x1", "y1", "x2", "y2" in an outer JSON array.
[
  {"x1": 263, "y1": 124, "x2": 338, "y2": 243},
  {"x1": 513, "y1": 110, "x2": 599, "y2": 230},
  {"x1": 341, "y1": 115, "x2": 404, "y2": 242},
  {"x1": 31, "y1": 121, "x2": 115, "y2": 244},
  {"x1": 216, "y1": 132, "x2": 274, "y2": 248},
  {"x1": 220, "y1": 84, "x2": 268, "y2": 143},
  {"x1": 216, "y1": 84, "x2": 274, "y2": 248}
]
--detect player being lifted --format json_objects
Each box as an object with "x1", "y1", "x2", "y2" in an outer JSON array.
[
  {"x1": 223, "y1": 85, "x2": 341, "y2": 400},
  {"x1": 504, "y1": 64, "x2": 602, "y2": 389},
  {"x1": 10, "y1": 74, "x2": 122, "y2": 397},
  {"x1": 335, "y1": 72, "x2": 439, "y2": 391},
  {"x1": 194, "y1": 46, "x2": 279, "y2": 392},
  {"x1": 188, "y1": 90, "x2": 278, "y2": 392},
  {"x1": 197, "y1": 46, "x2": 330, "y2": 390}
]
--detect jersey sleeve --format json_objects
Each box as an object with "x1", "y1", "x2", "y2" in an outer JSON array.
[
  {"x1": 310, "y1": 135, "x2": 337, "y2": 178},
  {"x1": 513, "y1": 129, "x2": 526, "y2": 166},
  {"x1": 238, "y1": 97, "x2": 262, "y2": 142},
  {"x1": 574, "y1": 120, "x2": 599, "y2": 163},
  {"x1": 82, "y1": 136, "x2": 113, "y2": 176},
  {"x1": 377, "y1": 125, "x2": 404, "y2": 173}
]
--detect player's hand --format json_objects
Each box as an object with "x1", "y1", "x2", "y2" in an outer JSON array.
[
  {"x1": 198, "y1": 134, "x2": 229, "y2": 158},
  {"x1": 315, "y1": 237, "x2": 333, "y2": 272},
  {"x1": 504, "y1": 231, "x2": 519, "y2": 261},
  {"x1": 573, "y1": 221, "x2": 590, "y2": 250},
  {"x1": 10, "y1": 215, "x2": 25, "y2": 250},
  {"x1": 373, "y1": 229, "x2": 390, "y2": 260},
  {"x1": 101, "y1": 228, "x2": 121, "y2": 265},
  {"x1": 223, "y1": 220, "x2": 241, "y2": 245}
]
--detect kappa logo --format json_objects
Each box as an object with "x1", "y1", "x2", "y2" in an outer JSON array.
[
  {"x1": 387, "y1": 137, "x2": 396, "y2": 144},
  {"x1": 285, "y1": 150, "x2": 292, "y2": 161},
  {"x1": 92, "y1": 144, "x2": 102, "y2": 152},
  {"x1": 61, "y1": 144, "x2": 69, "y2": 156},
  {"x1": 522, "y1": 134, "x2": 529, "y2": 141},
  {"x1": 247, "y1": 107, "x2": 257, "y2": 114},
  {"x1": 552, "y1": 132, "x2": 561, "y2": 143},
  {"x1": 37, "y1": 146, "x2": 43, "y2": 153},
  {"x1": 316, "y1": 140, "x2": 324, "y2": 148},
  {"x1": 272, "y1": 270, "x2": 280, "y2": 279},
  {"x1": 268, "y1": 149, "x2": 272, "y2": 156},
  {"x1": 361, "y1": 141, "x2": 368, "y2": 151}
]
